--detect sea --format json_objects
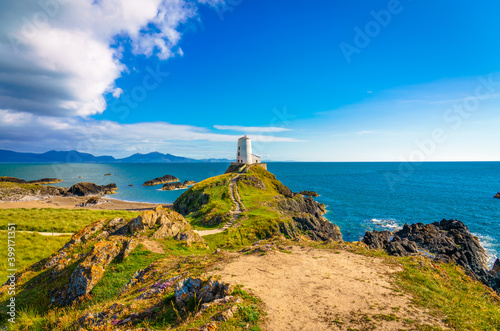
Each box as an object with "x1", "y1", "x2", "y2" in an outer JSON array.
[{"x1": 1, "y1": 162, "x2": 499, "y2": 266}]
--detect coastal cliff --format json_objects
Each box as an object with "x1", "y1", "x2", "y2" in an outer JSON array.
[
  {"x1": 174, "y1": 164, "x2": 342, "y2": 243},
  {"x1": 1, "y1": 168, "x2": 500, "y2": 330}
]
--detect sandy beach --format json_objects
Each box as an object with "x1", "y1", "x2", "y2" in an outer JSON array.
[{"x1": 0, "y1": 196, "x2": 168, "y2": 211}]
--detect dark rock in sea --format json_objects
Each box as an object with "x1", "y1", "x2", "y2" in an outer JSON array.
[
  {"x1": 161, "y1": 182, "x2": 188, "y2": 191},
  {"x1": 104, "y1": 173, "x2": 112, "y2": 176},
  {"x1": 299, "y1": 190, "x2": 320, "y2": 197},
  {"x1": 67, "y1": 182, "x2": 117, "y2": 196},
  {"x1": 0, "y1": 176, "x2": 63, "y2": 184},
  {"x1": 161, "y1": 180, "x2": 196, "y2": 191},
  {"x1": 362, "y1": 219, "x2": 500, "y2": 291},
  {"x1": 128, "y1": 184, "x2": 133, "y2": 186},
  {"x1": 78, "y1": 176, "x2": 83, "y2": 178},
  {"x1": 143, "y1": 174, "x2": 179, "y2": 186},
  {"x1": 77, "y1": 196, "x2": 101, "y2": 207},
  {"x1": 494, "y1": 192, "x2": 500, "y2": 199}
]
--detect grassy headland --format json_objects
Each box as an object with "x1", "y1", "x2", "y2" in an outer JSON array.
[{"x1": 0, "y1": 166, "x2": 499, "y2": 330}]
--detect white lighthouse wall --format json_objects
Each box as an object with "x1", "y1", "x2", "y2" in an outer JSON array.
[{"x1": 237, "y1": 138, "x2": 252, "y2": 163}]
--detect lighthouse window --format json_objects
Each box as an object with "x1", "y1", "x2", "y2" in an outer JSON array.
[{"x1": 238, "y1": 152, "x2": 240, "y2": 156}]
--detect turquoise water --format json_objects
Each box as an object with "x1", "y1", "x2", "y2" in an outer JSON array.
[{"x1": 1, "y1": 162, "x2": 499, "y2": 265}]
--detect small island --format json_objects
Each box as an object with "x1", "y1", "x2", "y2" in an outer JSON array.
[
  {"x1": 495, "y1": 192, "x2": 500, "y2": 199},
  {"x1": 161, "y1": 180, "x2": 197, "y2": 191},
  {"x1": 143, "y1": 174, "x2": 179, "y2": 186}
]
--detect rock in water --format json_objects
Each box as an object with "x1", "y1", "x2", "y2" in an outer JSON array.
[
  {"x1": 161, "y1": 182, "x2": 188, "y2": 191},
  {"x1": 494, "y1": 192, "x2": 500, "y2": 199},
  {"x1": 299, "y1": 190, "x2": 320, "y2": 197},
  {"x1": 362, "y1": 219, "x2": 496, "y2": 290},
  {"x1": 143, "y1": 174, "x2": 179, "y2": 186},
  {"x1": 67, "y1": 182, "x2": 117, "y2": 196}
]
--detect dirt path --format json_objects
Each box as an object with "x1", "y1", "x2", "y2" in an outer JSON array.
[
  {"x1": 195, "y1": 175, "x2": 245, "y2": 237},
  {"x1": 0, "y1": 196, "x2": 166, "y2": 211},
  {"x1": 209, "y1": 246, "x2": 447, "y2": 331}
]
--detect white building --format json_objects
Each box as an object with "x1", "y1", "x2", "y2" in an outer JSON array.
[{"x1": 236, "y1": 135, "x2": 261, "y2": 164}]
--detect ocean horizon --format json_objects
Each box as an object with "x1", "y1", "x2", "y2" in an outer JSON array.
[{"x1": 1, "y1": 161, "x2": 499, "y2": 266}]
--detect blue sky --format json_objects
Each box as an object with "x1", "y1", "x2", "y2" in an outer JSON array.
[{"x1": 1, "y1": 0, "x2": 499, "y2": 161}]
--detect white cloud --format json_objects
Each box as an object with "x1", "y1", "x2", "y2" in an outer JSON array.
[
  {"x1": 0, "y1": 0, "x2": 216, "y2": 117},
  {"x1": 213, "y1": 125, "x2": 293, "y2": 133},
  {"x1": 0, "y1": 110, "x2": 301, "y2": 156}
]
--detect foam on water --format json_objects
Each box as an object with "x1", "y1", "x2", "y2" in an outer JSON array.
[
  {"x1": 473, "y1": 233, "x2": 498, "y2": 268},
  {"x1": 368, "y1": 218, "x2": 403, "y2": 231}
]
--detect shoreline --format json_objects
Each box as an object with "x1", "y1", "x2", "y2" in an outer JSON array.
[{"x1": 0, "y1": 195, "x2": 169, "y2": 211}]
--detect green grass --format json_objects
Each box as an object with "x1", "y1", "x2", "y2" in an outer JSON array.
[
  {"x1": 85, "y1": 244, "x2": 163, "y2": 306},
  {"x1": 0, "y1": 232, "x2": 71, "y2": 280},
  {"x1": 0, "y1": 208, "x2": 141, "y2": 233},
  {"x1": 396, "y1": 256, "x2": 500, "y2": 330},
  {"x1": 178, "y1": 174, "x2": 234, "y2": 228}
]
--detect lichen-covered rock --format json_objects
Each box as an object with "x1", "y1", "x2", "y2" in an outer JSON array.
[
  {"x1": 127, "y1": 206, "x2": 205, "y2": 246},
  {"x1": 44, "y1": 219, "x2": 107, "y2": 270},
  {"x1": 175, "y1": 277, "x2": 233, "y2": 310},
  {"x1": 52, "y1": 240, "x2": 121, "y2": 306},
  {"x1": 214, "y1": 305, "x2": 238, "y2": 322},
  {"x1": 120, "y1": 238, "x2": 138, "y2": 259}
]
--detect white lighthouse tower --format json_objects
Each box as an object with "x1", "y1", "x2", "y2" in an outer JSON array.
[
  {"x1": 236, "y1": 135, "x2": 261, "y2": 164},
  {"x1": 227, "y1": 135, "x2": 266, "y2": 172}
]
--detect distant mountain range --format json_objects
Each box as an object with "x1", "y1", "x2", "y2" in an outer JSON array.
[{"x1": 0, "y1": 149, "x2": 231, "y2": 163}]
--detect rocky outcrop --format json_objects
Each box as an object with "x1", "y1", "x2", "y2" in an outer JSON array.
[
  {"x1": 362, "y1": 219, "x2": 500, "y2": 291},
  {"x1": 0, "y1": 183, "x2": 67, "y2": 201},
  {"x1": 143, "y1": 174, "x2": 179, "y2": 186},
  {"x1": 273, "y1": 195, "x2": 342, "y2": 241},
  {"x1": 299, "y1": 190, "x2": 319, "y2": 197},
  {"x1": 494, "y1": 192, "x2": 500, "y2": 199},
  {"x1": 77, "y1": 196, "x2": 101, "y2": 207},
  {"x1": 67, "y1": 182, "x2": 117, "y2": 196},
  {"x1": 175, "y1": 277, "x2": 233, "y2": 310},
  {"x1": 161, "y1": 180, "x2": 196, "y2": 191},
  {"x1": 52, "y1": 240, "x2": 121, "y2": 306},
  {"x1": 44, "y1": 206, "x2": 205, "y2": 307},
  {"x1": 128, "y1": 206, "x2": 205, "y2": 246},
  {"x1": 0, "y1": 176, "x2": 63, "y2": 184}
]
